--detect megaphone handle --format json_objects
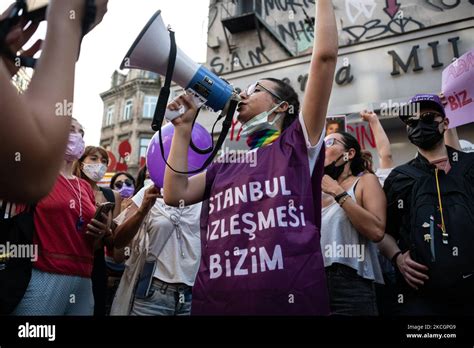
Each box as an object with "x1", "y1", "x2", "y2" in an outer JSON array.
[
  {"x1": 164, "y1": 92, "x2": 206, "y2": 121},
  {"x1": 160, "y1": 98, "x2": 239, "y2": 175}
]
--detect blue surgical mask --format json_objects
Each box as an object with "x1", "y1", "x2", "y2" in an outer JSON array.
[{"x1": 240, "y1": 102, "x2": 285, "y2": 137}]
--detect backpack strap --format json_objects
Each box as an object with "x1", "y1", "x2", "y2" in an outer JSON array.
[
  {"x1": 449, "y1": 152, "x2": 474, "y2": 177},
  {"x1": 99, "y1": 187, "x2": 116, "y2": 204}
]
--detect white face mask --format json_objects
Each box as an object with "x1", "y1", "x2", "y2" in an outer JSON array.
[
  {"x1": 240, "y1": 102, "x2": 285, "y2": 137},
  {"x1": 144, "y1": 179, "x2": 154, "y2": 187},
  {"x1": 82, "y1": 163, "x2": 107, "y2": 182}
]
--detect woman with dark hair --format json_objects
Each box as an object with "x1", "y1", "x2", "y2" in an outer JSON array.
[
  {"x1": 75, "y1": 146, "x2": 121, "y2": 217},
  {"x1": 110, "y1": 172, "x2": 136, "y2": 212},
  {"x1": 162, "y1": 0, "x2": 338, "y2": 315},
  {"x1": 320, "y1": 131, "x2": 386, "y2": 316},
  {"x1": 74, "y1": 146, "x2": 122, "y2": 316}
]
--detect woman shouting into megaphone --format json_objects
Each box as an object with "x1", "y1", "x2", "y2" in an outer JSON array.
[{"x1": 164, "y1": 0, "x2": 338, "y2": 316}]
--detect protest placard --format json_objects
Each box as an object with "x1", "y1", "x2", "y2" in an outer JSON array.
[{"x1": 442, "y1": 48, "x2": 474, "y2": 128}]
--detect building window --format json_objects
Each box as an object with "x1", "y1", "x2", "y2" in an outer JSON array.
[
  {"x1": 147, "y1": 72, "x2": 159, "y2": 80},
  {"x1": 105, "y1": 106, "x2": 114, "y2": 126},
  {"x1": 123, "y1": 100, "x2": 133, "y2": 121},
  {"x1": 139, "y1": 137, "x2": 152, "y2": 158},
  {"x1": 143, "y1": 96, "x2": 158, "y2": 119},
  {"x1": 237, "y1": 0, "x2": 261, "y2": 15}
]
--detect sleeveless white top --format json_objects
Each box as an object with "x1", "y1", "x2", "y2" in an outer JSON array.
[{"x1": 321, "y1": 177, "x2": 384, "y2": 284}]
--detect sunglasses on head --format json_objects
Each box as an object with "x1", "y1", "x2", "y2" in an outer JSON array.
[
  {"x1": 401, "y1": 112, "x2": 444, "y2": 127},
  {"x1": 325, "y1": 137, "x2": 347, "y2": 148},
  {"x1": 114, "y1": 179, "x2": 133, "y2": 189},
  {"x1": 245, "y1": 82, "x2": 282, "y2": 101}
]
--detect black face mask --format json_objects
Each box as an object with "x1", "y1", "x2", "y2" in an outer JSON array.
[
  {"x1": 407, "y1": 121, "x2": 445, "y2": 150},
  {"x1": 324, "y1": 154, "x2": 347, "y2": 180}
]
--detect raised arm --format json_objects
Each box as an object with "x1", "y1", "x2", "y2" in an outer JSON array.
[
  {"x1": 302, "y1": 0, "x2": 338, "y2": 145},
  {"x1": 0, "y1": 0, "x2": 108, "y2": 203},
  {"x1": 360, "y1": 110, "x2": 394, "y2": 169},
  {"x1": 444, "y1": 127, "x2": 461, "y2": 151},
  {"x1": 438, "y1": 93, "x2": 461, "y2": 150}
]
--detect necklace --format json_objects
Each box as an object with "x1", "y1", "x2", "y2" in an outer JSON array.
[
  {"x1": 164, "y1": 202, "x2": 187, "y2": 258},
  {"x1": 61, "y1": 174, "x2": 84, "y2": 231}
]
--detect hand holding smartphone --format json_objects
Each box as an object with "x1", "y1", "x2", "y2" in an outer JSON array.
[
  {"x1": 93, "y1": 202, "x2": 115, "y2": 223},
  {"x1": 86, "y1": 202, "x2": 115, "y2": 240}
]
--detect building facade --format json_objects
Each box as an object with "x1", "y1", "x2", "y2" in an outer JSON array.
[
  {"x1": 99, "y1": 69, "x2": 161, "y2": 177},
  {"x1": 181, "y1": 0, "x2": 474, "y2": 168}
]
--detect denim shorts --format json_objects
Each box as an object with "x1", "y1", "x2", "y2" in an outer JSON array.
[
  {"x1": 130, "y1": 278, "x2": 192, "y2": 316},
  {"x1": 325, "y1": 263, "x2": 378, "y2": 316}
]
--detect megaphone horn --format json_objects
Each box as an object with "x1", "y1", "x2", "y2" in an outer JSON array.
[{"x1": 121, "y1": 10, "x2": 238, "y2": 122}]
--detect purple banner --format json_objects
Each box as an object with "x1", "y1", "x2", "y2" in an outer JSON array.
[{"x1": 193, "y1": 120, "x2": 330, "y2": 315}]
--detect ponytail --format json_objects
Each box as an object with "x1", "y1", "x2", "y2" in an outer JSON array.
[
  {"x1": 339, "y1": 132, "x2": 374, "y2": 176},
  {"x1": 261, "y1": 77, "x2": 300, "y2": 131}
]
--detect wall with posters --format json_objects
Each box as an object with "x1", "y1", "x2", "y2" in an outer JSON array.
[{"x1": 187, "y1": 0, "x2": 474, "y2": 167}]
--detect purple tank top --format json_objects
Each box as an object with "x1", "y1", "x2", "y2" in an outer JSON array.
[{"x1": 193, "y1": 119, "x2": 329, "y2": 315}]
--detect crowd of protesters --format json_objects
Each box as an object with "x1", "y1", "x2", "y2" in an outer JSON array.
[{"x1": 1, "y1": 0, "x2": 473, "y2": 317}]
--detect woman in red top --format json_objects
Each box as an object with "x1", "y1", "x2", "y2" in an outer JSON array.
[
  {"x1": 13, "y1": 119, "x2": 111, "y2": 315},
  {"x1": 74, "y1": 146, "x2": 123, "y2": 316}
]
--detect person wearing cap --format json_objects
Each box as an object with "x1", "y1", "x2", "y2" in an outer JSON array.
[{"x1": 380, "y1": 94, "x2": 474, "y2": 315}]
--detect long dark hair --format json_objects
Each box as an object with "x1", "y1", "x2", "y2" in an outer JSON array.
[
  {"x1": 339, "y1": 132, "x2": 374, "y2": 176},
  {"x1": 262, "y1": 77, "x2": 300, "y2": 131},
  {"x1": 109, "y1": 172, "x2": 136, "y2": 190}
]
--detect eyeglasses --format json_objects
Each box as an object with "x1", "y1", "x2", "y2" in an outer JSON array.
[
  {"x1": 245, "y1": 82, "x2": 282, "y2": 101},
  {"x1": 325, "y1": 138, "x2": 347, "y2": 148},
  {"x1": 401, "y1": 112, "x2": 444, "y2": 127},
  {"x1": 114, "y1": 179, "x2": 133, "y2": 189}
]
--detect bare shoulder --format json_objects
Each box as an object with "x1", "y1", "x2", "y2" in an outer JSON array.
[{"x1": 359, "y1": 172, "x2": 382, "y2": 189}]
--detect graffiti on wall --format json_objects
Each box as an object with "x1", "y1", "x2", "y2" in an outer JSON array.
[
  {"x1": 207, "y1": 0, "x2": 472, "y2": 73},
  {"x1": 262, "y1": 0, "x2": 316, "y2": 16},
  {"x1": 345, "y1": 0, "x2": 377, "y2": 24},
  {"x1": 208, "y1": 0, "x2": 315, "y2": 74},
  {"x1": 210, "y1": 47, "x2": 273, "y2": 75}
]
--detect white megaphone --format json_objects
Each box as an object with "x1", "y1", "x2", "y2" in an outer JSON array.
[{"x1": 120, "y1": 10, "x2": 239, "y2": 123}]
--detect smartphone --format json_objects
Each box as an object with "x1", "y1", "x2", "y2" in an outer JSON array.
[
  {"x1": 135, "y1": 261, "x2": 157, "y2": 299},
  {"x1": 93, "y1": 202, "x2": 115, "y2": 222}
]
